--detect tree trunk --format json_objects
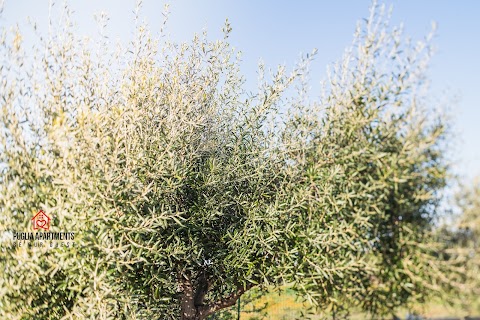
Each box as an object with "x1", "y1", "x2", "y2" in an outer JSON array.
[{"x1": 179, "y1": 276, "x2": 209, "y2": 320}]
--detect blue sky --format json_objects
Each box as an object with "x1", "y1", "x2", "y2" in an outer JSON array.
[{"x1": 2, "y1": 0, "x2": 479, "y2": 183}]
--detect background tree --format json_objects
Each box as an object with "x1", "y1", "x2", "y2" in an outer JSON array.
[
  {"x1": 433, "y1": 178, "x2": 480, "y2": 315},
  {"x1": 0, "y1": 2, "x2": 456, "y2": 319},
  {"x1": 455, "y1": 179, "x2": 480, "y2": 291}
]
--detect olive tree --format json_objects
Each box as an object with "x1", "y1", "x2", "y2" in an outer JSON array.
[
  {"x1": 455, "y1": 179, "x2": 480, "y2": 284},
  {"x1": 433, "y1": 179, "x2": 480, "y2": 314},
  {"x1": 0, "y1": 2, "x2": 452, "y2": 319}
]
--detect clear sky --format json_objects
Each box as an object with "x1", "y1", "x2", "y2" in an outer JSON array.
[{"x1": 2, "y1": 0, "x2": 479, "y2": 184}]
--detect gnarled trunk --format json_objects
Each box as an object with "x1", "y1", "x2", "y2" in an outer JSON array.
[{"x1": 179, "y1": 275, "x2": 209, "y2": 320}]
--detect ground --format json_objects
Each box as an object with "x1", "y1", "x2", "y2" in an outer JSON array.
[{"x1": 215, "y1": 287, "x2": 480, "y2": 319}]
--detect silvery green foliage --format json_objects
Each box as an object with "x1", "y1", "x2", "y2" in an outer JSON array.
[
  {"x1": 0, "y1": 2, "x2": 455, "y2": 319},
  {"x1": 434, "y1": 179, "x2": 480, "y2": 314}
]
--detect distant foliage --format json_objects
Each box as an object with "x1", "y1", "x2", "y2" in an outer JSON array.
[
  {"x1": 435, "y1": 179, "x2": 480, "y2": 314},
  {"x1": 0, "y1": 2, "x2": 459, "y2": 319}
]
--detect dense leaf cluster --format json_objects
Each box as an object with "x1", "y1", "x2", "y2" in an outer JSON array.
[{"x1": 0, "y1": 3, "x2": 457, "y2": 319}]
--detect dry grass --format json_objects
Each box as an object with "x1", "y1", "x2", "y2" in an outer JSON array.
[
  {"x1": 235, "y1": 289, "x2": 480, "y2": 319},
  {"x1": 241, "y1": 288, "x2": 311, "y2": 319}
]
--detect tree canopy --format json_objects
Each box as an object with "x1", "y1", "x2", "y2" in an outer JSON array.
[{"x1": 0, "y1": 3, "x2": 459, "y2": 320}]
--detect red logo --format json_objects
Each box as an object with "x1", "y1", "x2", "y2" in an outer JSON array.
[{"x1": 31, "y1": 210, "x2": 51, "y2": 231}]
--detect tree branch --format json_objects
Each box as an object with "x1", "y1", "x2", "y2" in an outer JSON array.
[
  {"x1": 194, "y1": 271, "x2": 210, "y2": 307},
  {"x1": 204, "y1": 282, "x2": 255, "y2": 317}
]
